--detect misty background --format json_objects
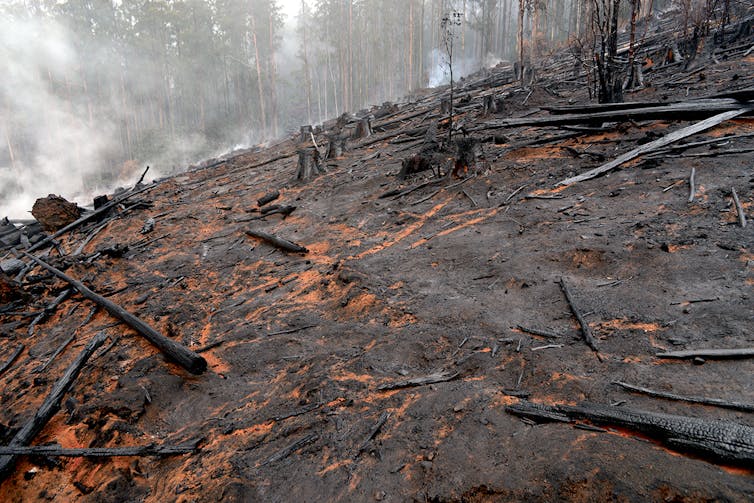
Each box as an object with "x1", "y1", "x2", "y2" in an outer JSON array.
[{"x1": 0, "y1": 0, "x2": 632, "y2": 218}]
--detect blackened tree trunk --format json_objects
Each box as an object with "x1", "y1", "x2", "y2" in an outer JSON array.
[{"x1": 296, "y1": 147, "x2": 325, "y2": 180}]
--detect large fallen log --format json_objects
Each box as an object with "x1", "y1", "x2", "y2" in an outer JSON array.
[
  {"x1": 556, "y1": 108, "x2": 751, "y2": 186},
  {"x1": 656, "y1": 347, "x2": 754, "y2": 359},
  {"x1": 506, "y1": 400, "x2": 754, "y2": 465},
  {"x1": 0, "y1": 332, "x2": 107, "y2": 480},
  {"x1": 0, "y1": 439, "x2": 200, "y2": 458},
  {"x1": 19, "y1": 252, "x2": 207, "y2": 374},
  {"x1": 477, "y1": 99, "x2": 752, "y2": 130}
]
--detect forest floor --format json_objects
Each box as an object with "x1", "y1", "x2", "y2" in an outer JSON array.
[{"x1": 2, "y1": 25, "x2": 754, "y2": 503}]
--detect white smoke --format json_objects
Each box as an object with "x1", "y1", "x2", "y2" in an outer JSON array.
[{"x1": 0, "y1": 16, "x2": 117, "y2": 218}]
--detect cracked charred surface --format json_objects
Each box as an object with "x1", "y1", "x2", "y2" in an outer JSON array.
[{"x1": 2, "y1": 25, "x2": 754, "y2": 503}]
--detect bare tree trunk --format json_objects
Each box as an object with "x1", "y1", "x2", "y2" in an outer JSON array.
[{"x1": 250, "y1": 12, "x2": 268, "y2": 135}]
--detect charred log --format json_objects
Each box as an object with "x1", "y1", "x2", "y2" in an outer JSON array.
[
  {"x1": 19, "y1": 252, "x2": 207, "y2": 375},
  {"x1": 0, "y1": 332, "x2": 107, "y2": 481},
  {"x1": 257, "y1": 191, "x2": 280, "y2": 207},
  {"x1": 245, "y1": 229, "x2": 308, "y2": 253},
  {"x1": 506, "y1": 400, "x2": 754, "y2": 465}
]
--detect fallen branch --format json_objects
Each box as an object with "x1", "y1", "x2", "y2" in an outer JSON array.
[
  {"x1": 0, "y1": 344, "x2": 24, "y2": 377},
  {"x1": 257, "y1": 191, "x2": 281, "y2": 207},
  {"x1": 377, "y1": 371, "x2": 460, "y2": 391},
  {"x1": 731, "y1": 187, "x2": 747, "y2": 228},
  {"x1": 516, "y1": 325, "x2": 562, "y2": 339},
  {"x1": 19, "y1": 252, "x2": 206, "y2": 374},
  {"x1": 656, "y1": 348, "x2": 754, "y2": 360},
  {"x1": 0, "y1": 332, "x2": 107, "y2": 480},
  {"x1": 355, "y1": 412, "x2": 390, "y2": 457},
  {"x1": 559, "y1": 278, "x2": 601, "y2": 359},
  {"x1": 688, "y1": 167, "x2": 696, "y2": 203},
  {"x1": 260, "y1": 433, "x2": 318, "y2": 467},
  {"x1": 556, "y1": 109, "x2": 751, "y2": 186},
  {"x1": 245, "y1": 230, "x2": 308, "y2": 253},
  {"x1": 0, "y1": 439, "x2": 201, "y2": 458},
  {"x1": 613, "y1": 381, "x2": 754, "y2": 413},
  {"x1": 28, "y1": 288, "x2": 72, "y2": 336}
]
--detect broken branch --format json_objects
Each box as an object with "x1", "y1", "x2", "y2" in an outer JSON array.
[
  {"x1": 556, "y1": 109, "x2": 751, "y2": 186},
  {"x1": 613, "y1": 381, "x2": 754, "y2": 413},
  {"x1": 377, "y1": 371, "x2": 460, "y2": 391},
  {"x1": 245, "y1": 229, "x2": 308, "y2": 253},
  {"x1": 19, "y1": 252, "x2": 207, "y2": 374},
  {"x1": 0, "y1": 439, "x2": 201, "y2": 458},
  {"x1": 0, "y1": 332, "x2": 107, "y2": 480},
  {"x1": 558, "y1": 278, "x2": 601, "y2": 359}
]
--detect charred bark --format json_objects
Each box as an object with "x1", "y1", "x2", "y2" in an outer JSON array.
[
  {"x1": 326, "y1": 134, "x2": 348, "y2": 160},
  {"x1": 19, "y1": 252, "x2": 207, "y2": 375},
  {"x1": 0, "y1": 332, "x2": 107, "y2": 481},
  {"x1": 506, "y1": 401, "x2": 754, "y2": 465},
  {"x1": 296, "y1": 147, "x2": 325, "y2": 181}
]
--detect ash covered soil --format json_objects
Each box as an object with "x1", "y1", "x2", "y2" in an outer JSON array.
[{"x1": 2, "y1": 37, "x2": 754, "y2": 503}]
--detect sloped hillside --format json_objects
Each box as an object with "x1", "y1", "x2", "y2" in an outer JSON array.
[{"x1": 1, "y1": 14, "x2": 754, "y2": 502}]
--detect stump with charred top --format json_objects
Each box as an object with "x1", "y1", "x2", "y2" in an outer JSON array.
[
  {"x1": 296, "y1": 147, "x2": 325, "y2": 181},
  {"x1": 326, "y1": 134, "x2": 348, "y2": 160}
]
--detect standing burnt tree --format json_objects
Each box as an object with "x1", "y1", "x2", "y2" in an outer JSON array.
[
  {"x1": 591, "y1": 0, "x2": 623, "y2": 103},
  {"x1": 441, "y1": 10, "x2": 463, "y2": 144}
]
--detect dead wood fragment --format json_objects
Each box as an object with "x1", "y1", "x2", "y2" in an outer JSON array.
[
  {"x1": 0, "y1": 332, "x2": 107, "y2": 481},
  {"x1": 272, "y1": 402, "x2": 323, "y2": 422},
  {"x1": 556, "y1": 109, "x2": 751, "y2": 186},
  {"x1": 28, "y1": 288, "x2": 72, "y2": 336},
  {"x1": 19, "y1": 252, "x2": 207, "y2": 374},
  {"x1": 245, "y1": 230, "x2": 308, "y2": 254},
  {"x1": 377, "y1": 371, "x2": 460, "y2": 391},
  {"x1": 34, "y1": 331, "x2": 79, "y2": 374},
  {"x1": 267, "y1": 324, "x2": 316, "y2": 336},
  {"x1": 260, "y1": 205, "x2": 296, "y2": 218},
  {"x1": 260, "y1": 434, "x2": 319, "y2": 467},
  {"x1": 656, "y1": 348, "x2": 754, "y2": 360},
  {"x1": 688, "y1": 167, "x2": 696, "y2": 203},
  {"x1": 257, "y1": 191, "x2": 280, "y2": 207},
  {"x1": 559, "y1": 278, "x2": 601, "y2": 359},
  {"x1": 355, "y1": 412, "x2": 390, "y2": 458},
  {"x1": 731, "y1": 187, "x2": 747, "y2": 228},
  {"x1": 0, "y1": 439, "x2": 200, "y2": 458},
  {"x1": 613, "y1": 381, "x2": 754, "y2": 413},
  {"x1": 516, "y1": 325, "x2": 562, "y2": 339},
  {"x1": 135, "y1": 165, "x2": 150, "y2": 186},
  {"x1": 0, "y1": 344, "x2": 24, "y2": 377}
]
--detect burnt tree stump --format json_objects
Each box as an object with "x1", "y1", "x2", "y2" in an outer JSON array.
[
  {"x1": 353, "y1": 117, "x2": 373, "y2": 139},
  {"x1": 482, "y1": 95, "x2": 499, "y2": 115},
  {"x1": 299, "y1": 125, "x2": 313, "y2": 143},
  {"x1": 296, "y1": 147, "x2": 325, "y2": 181},
  {"x1": 453, "y1": 137, "x2": 483, "y2": 178},
  {"x1": 31, "y1": 195, "x2": 82, "y2": 233},
  {"x1": 326, "y1": 134, "x2": 348, "y2": 160},
  {"x1": 398, "y1": 154, "x2": 433, "y2": 180},
  {"x1": 440, "y1": 98, "x2": 451, "y2": 114}
]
